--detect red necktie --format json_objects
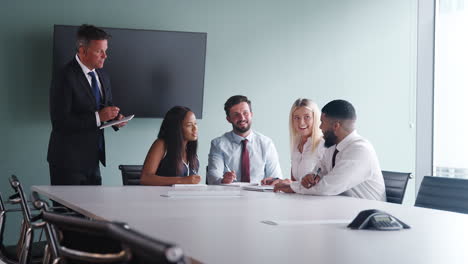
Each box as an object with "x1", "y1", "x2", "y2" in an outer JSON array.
[
  {"x1": 332, "y1": 148, "x2": 339, "y2": 168},
  {"x1": 241, "y1": 139, "x2": 250, "y2": 182}
]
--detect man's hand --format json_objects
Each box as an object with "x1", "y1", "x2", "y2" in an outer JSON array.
[
  {"x1": 278, "y1": 178, "x2": 292, "y2": 184},
  {"x1": 114, "y1": 114, "x2": 128, "y2": 128},
  {"x1": 221, "y1": 171, "x2": 236, "y2": 184},
  {"x1": 273, "y1": 183, "x2": 295, "y2": 193},
  {"x1": 99, "y1": 106, "x2": 120, "y2": 122},
  {"x1": 261, "y1": 177, "x2": 281, "y2": 186},
  {"x1": 301, "y1": 173, "x2": 321, "y2": 189},
  {"x1": 184, "y1": 175, "x2": 201, "y2": 184}
]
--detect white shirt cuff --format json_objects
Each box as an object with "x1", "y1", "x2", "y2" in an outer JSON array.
[
  {"x1": 290, "y1": 181, "x2": 302, "y2": 193},
  {"x1": 95, "y1": 112, "x2": 101, "y2": 127}
]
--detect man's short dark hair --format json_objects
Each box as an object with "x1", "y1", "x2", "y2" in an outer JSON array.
[
  {"x1": 321, "y1": 99, "x2": 356, "y2": 120},
  {"x1": 76, "y1": 24, "x2": 111, "y2": 51},
  {"x1": 224, "y1": 95, "x2": 252, "y2": 117}
]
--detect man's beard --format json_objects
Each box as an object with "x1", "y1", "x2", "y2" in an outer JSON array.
[
  {"x1": 323, "y1": 130, "x2": 338, "y2": 148},
  {"x1": 232, "y1": 121, "x2": 251, "y2": 134}
]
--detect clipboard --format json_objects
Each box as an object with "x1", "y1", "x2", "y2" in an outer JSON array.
[{"x1": 99, "y1": 114, "x2": 134, "y2": 129}]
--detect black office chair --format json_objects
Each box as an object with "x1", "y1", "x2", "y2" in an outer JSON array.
[
  {"x1": 119, "y1": 165, "x2": 143, "y2": 185},
  {"x1": 381, "y1": 170, "x2": 412, "y2": 204},
  {"x1": 0, "y1": 191, "x2": 20, "y2": 264},
  {"x1": 6, "y1": 175, "x2": 47, "y2": 264},
  {"x1": 107, "y1": 219, "x2": 186, "y2": 264},
  {"x1": 37, "y1": 209, "x2": 186, "y2": 264},
  {"x1": 415, "y1": 176, "x2": 468, "y2": 214}
]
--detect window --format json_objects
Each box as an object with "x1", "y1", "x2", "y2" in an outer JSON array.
[{"x1": 433, "y1": 0, "x2": 468, "y2": 178}]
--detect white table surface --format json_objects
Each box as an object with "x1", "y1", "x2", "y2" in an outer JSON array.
[{"x1": 31, "y1": 185, "x2": 468, "y2": 264}]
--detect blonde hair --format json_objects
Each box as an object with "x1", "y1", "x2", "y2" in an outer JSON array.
[{"x1": 289, "y1": 98, "x2": 322, "y2": 155}]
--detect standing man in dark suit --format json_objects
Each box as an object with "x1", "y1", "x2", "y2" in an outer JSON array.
[{"x1": 47, "y1": 24, "x2": 127, "y2": 185}]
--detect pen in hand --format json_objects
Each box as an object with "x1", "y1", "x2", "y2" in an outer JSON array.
[
  {"x1": 313, "y1": 167, "x2": 322, "y2": 186},
  {"x1": 224, "y1": 164, "x2": 236, "y2": 183},
  {"x1": 305, "y1": 167, "x2": 321, "y2": 188},
  {"x1": 100, "y1": 104, "x2": 123, "y2": 122},
  {"x1": 315, "y1": 167, "x2": 321, "y2": 176},
  {"x1": 101, "y1": 104, "x2": 121, "y2": 120}
]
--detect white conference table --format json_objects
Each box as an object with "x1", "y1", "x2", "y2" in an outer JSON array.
[{"x1": 31, "y1": 185, "x2": 468, "y2": 264}]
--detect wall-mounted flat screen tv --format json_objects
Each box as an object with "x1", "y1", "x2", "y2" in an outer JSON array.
[{"x1": 52, "y1": 25, "x2": 207, "y2": 118}]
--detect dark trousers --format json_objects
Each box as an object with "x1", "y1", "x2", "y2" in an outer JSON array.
[{"x1": 49, "y1": 164, "x2": 102, "y2": 185}]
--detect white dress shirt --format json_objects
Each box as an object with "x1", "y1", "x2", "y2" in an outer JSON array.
[
  {"x1": 291, "y1": 138, "x2": 326, "y2": 181},
  {"x1": 75, "y1": 54, "x2": 103, "y2": 126},
  {"x1": 207, "y1": 131, "x2": 283, "y2": 184},
  {"x1": 290, "y1": 131, "x2": 386, "y2": 201}
]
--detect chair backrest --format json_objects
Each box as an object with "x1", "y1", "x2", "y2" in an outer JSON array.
[
  {"x1": 0, "y1": 192, "x2": 5, "y2": 247},
  {"x1": 0, "y1": 192, "x2": 16, "y2": 264},
  {"x1": 109, "y1": 222, "x2": 186, "y2": 263},
  {"x1": 382, "y1": 170, "x2": 411, "y2": 204},
  {"x1": 42, "y1": 211, "x2": 130, "y2": 263},
  {"x1": 119, "y1": 165, "x2": 143, "y2": 185},
  {"x1": 41, "y1": 211, "x2": 185, "y2": 264},
  {"x1": 415, "y1": 176, "x2": 468, "y2": 214},
  {"x1": 8, "y1": 175, "x2": 33, "y2": 222},
  {"x1": 8, "y1": 175, "x2": 45, "y2": 264}
]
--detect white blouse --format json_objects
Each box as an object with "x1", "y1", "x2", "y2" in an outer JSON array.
[{"x1": 291, "y1": 137, "x2": 326, "y2": 181}]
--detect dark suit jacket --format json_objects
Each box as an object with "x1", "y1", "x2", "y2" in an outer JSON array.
[{"x1": 47, "y1": 58, "x2": 114, "y2": 170}]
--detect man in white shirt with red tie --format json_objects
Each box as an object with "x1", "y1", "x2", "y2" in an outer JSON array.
[
  {"x1": 207, "y1": 95, "x2": 283, "y2": 185},
  {"x1": 274, "y1": 99, "x2": 386, "y2": 201}
]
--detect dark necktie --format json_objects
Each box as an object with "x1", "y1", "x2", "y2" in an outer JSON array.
[
  {"x1": 88, "y1": 71, "x2": 104, "y2": 152},
  {"x1": 332, "y1": 148, "x2": 339, "y2": 168},
  {"x1": 241, "y1": 139, "x2": 250, "y2": 182},
  {"x1": 88, "y1": 71, "x2": 102, "y2": 109}
]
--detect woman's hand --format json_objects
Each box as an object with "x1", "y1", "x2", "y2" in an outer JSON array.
[{"x1": 184, "y1": 175, "x2": 201, "y2": 184}]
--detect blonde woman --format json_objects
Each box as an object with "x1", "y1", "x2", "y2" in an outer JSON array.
[{"x1": 287, "y1": 98, "x2": 325, "y2": 182}]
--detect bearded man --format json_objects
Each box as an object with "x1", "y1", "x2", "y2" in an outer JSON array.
[
  {"x1": 274, "y1": 99, "x2": 386, "y2": 201},
  {"x1": 207, "y1": 95, "x2": 283, "y2": 185}
]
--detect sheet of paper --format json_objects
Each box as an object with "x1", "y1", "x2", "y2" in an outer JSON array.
[
  {"x1": 165, "y1": 189, "x2": 241, "y2": 197},
  {"x1": 221, "y1": 182, "x2": 259, "y2": 187},
  {"x1": 261, "y1": 219, "x2": 351, "y2": 226},
  {"x1": 242, "y1": 185, "x2": 274, "y2": 192},
  {"x1": 165, "y1": 185, "x2": 242, "y2": 197},
  {"x1": 173, "y1": 184, "x2": 208, "y2": 190},
  {"x1": 100, "y1": 114, "x2": 134, "y2": 129}
]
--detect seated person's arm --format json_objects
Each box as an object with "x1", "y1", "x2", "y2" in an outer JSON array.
[
  {"x1": 275, "y1": 160, "x2": 326, "y2": 193},
  {"x1": 291, "y1": 168, "x2": 297, "y2": 181},
  {"x1": 140, "y1": 139, "x2": 200, "y2": 186},
  {"x1": 261, "y1": 141, "x2": 283, "y2": 185},
  {"x1": 207, "y1": 140, "x2": 232, "y2": 184},
  {"x1": 293, "y1": 146, "x2": 371, "y2": 195}
]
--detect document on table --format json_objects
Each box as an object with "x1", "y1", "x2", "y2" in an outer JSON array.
[
  {"x1": 261, "y1": 219, "x2": 352, "y2": 226},
  {"x1": 163, "y1": 186, "x2": 241, "y2": 198},
  {"x1": 173, "y1": 184, "x2": 208, "y2": 190},
  {"x1": 242, "y1": 185, "x2": 274, "y2": 192},
  {"x1": 100, "y1": 114, "x2": 134, "y2": 129},
  {"x1": 221, "y1": 182, "x2": 259, "y2": 187}
]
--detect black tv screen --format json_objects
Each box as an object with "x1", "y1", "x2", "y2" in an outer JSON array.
[{"x1": 52, "y1": 25, "x2": 207, "y2": 118}]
